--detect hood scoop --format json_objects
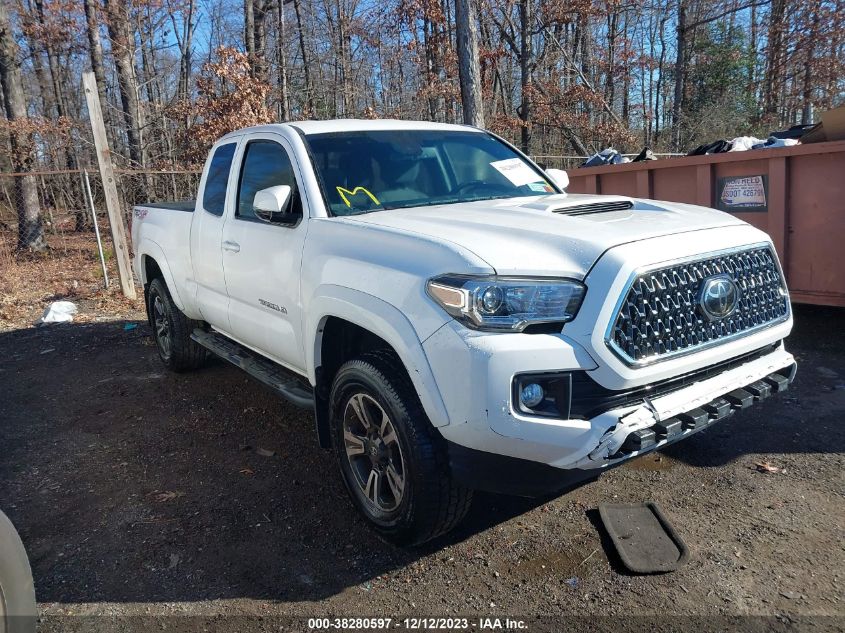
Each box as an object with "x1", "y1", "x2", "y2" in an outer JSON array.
[
  {"x1": 518, "y1": 194, "x2": 636, "y2": 216},
  {"x1": 551, "y1": 200, "x2": 634, "y2": 216}
]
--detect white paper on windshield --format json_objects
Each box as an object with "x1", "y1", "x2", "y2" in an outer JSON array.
[{"x1": 490, "y1": 158, "x2": 540, "y2": 187}]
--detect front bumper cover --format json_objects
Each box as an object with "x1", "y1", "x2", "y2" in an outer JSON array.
[{"x1": 446, "y1": 352, "x2": 796, "y2": 497}]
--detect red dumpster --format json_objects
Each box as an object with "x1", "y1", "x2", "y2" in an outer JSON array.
[{"x1": 566, "y1": 141, "x2": 845, "y2": 307}]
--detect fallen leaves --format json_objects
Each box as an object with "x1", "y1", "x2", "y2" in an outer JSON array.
[{"x1": 0, "y1": 231, "x2": 143, "y2": 331}]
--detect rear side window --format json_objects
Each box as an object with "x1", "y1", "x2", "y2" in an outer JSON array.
[
  {"x1": 202, "y1": 143, "x2": 236, "y2": 216},
  {"x1": 236, "y1": 140, "x2": 302, "y2": 221}
]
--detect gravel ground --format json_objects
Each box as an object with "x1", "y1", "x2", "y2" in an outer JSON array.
[{"x1": 1, "y1": 304, "x2": 842, "y2": 632}]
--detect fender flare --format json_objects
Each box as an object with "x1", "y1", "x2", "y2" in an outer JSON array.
[
  {"x1": 136, "y1": 240, "x2": 187, "y2": 312},
  {"x1": 306, "y1": 285, "x2": 451, "y2": 427}
]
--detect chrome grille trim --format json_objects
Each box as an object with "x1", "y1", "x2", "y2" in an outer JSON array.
[{"x1": 605, "y1": 243, "x2": 790, "y2": 367}]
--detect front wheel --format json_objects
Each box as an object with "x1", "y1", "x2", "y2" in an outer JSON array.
[{"x1": 329, "y1": 352, "x2": 472, "y2": 546}]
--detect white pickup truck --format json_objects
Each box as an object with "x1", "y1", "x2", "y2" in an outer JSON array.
[{"x1": 132, "y1": 120, "x2": 796, "y2": 545}]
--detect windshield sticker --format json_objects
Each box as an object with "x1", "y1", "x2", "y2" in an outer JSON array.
[
  {"x1": 527, "y1": 182, "x2": 554, "y2": 192},
  {"x1": 336, "y1": 186, "x2": 381, "y2": 208},
  {"x1": 490, "y1": 158, "x2": 541, "y2": 187}
]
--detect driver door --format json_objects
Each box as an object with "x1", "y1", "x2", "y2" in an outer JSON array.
[{"x1": 220, "y1": 134, "x2": 308, "y2": 373}]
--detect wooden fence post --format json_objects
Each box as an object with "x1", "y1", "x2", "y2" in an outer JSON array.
[{"x1": 82, "y1": 72, "x2": 136, "y2": 300}]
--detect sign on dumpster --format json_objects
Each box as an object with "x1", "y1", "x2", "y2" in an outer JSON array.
[{"x1": 717, "y1": 175, "x2": 768, "y2": 212}]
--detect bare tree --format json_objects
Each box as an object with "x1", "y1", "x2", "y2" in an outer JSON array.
[
  {"x1": 455, "y1": 0, "x2": 484, "y2": 126},
  {"x1": 0, "y1": 1, "x2": 46, "y2": 252},
  {"x1": 518, "y1": 0, "x2": 532, "y2": 152},
  {"x1": 277, "y1": 0, "x2": 290, "y2": 120},
  {"x1": 104, "y1": 0, "x2": 146, "y2": 168},
  {"x1": 83, "y1": 0, "x2": 111, "y2": 135},
  {"x1": 292, "y1": 0, "x2": 314, "y2": 115}
]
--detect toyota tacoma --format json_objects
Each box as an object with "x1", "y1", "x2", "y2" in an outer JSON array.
[{"x1": 132, "y1": 120, "x2": 796, "y2": 545}]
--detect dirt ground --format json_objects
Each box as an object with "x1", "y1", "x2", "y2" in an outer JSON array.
[{"x1": 1, "y1": 302, "x2": 843, "y2": 632}]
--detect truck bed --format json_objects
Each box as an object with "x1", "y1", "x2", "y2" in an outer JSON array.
[{"x1": 131, "y1": 201, "x2": 196, "y2": 298}]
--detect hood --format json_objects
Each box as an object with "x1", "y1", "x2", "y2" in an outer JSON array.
[{"x1": 349, "y1": 194, "x2": 745, "y2": 278}]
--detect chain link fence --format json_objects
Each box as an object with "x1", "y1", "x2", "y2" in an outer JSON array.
[{"x1": 0, "y1": 168, "x2": 200, "y2": 329}]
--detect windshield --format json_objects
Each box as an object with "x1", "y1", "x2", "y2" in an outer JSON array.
[{"x1": 303, "y1": 130, "x2": 556, "y2": 216}]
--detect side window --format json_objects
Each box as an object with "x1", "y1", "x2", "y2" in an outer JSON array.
[
  {"x1": 202, "y1": 143, "x2": 236, "y2": 216},
  {"x1": 236, "y1": 140, "x2": 302, "y2": 221}
]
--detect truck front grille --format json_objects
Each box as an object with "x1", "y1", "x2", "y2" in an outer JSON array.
[{"x1": 608, "y1": 245, "x2": 789, "y2": 365}]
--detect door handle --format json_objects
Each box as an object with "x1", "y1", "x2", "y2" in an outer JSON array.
[{"x1": 222, "y1": 240, "x2": 240, "y2": 253}]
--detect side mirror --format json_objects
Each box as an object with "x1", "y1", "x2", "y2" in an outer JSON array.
[
  {"x1": 545, "y1": 168, "x2": 569, "y2": 192},
  {"x1": 253, "y1": 185, "x2": 298, "y2": 224}
]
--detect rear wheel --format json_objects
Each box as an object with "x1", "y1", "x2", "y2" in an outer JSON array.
[
  {"x1": 330, "y1": 351, "x2": 472, "y2": 546},
  {"x1": 146, "y1": 278, "x2": 207, "y2": 372}
]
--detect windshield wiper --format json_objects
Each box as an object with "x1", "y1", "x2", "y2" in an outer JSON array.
[
  {"x1": 382, "y1": 198, "x2": 462, "y2": 210},
  {"x1": 382, "y1": 194, "x2": 529, "y2": 211}
]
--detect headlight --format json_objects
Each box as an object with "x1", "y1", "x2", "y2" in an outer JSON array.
[{"x1": 426, "y1": 275, "x2": 586, "y2": 332}]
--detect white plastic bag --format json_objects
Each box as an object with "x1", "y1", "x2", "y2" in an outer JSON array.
[
  {"x1": 728, "y1": 136, "x2": 765, "y2": 152},
  {"x1": 35, "y1": 301, "x2": 78, "y2": 325}
]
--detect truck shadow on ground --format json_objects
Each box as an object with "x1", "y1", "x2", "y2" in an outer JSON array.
[{"x1": 0, "y1": 303, "x2": 841, "y2": 605}]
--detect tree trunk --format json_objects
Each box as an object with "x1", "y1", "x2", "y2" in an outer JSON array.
[
  {"x1": 605, "y1": 9, "x2": 617, "y2": 121},
  {"x1": 253, "y1": 0, "x2": 268, "y2": 83},
  {"x1": 578, "y1": 12, "x2": 592, "y2": 127},
  {"x1": 244, "y1": 0, "x2": 255, "y2": 73},
  {"x1": 455, "y1": 0, "x2": 484, "y2": 127},
  {"x1": 29, "y1": 37, "x2": 56, "y2": 118},
  {"x1": 84, "y1": 0, "x2": 112, "y2": 141},
  {"x1": 518, "y1": 0, "x2": 532, "y2": 153},
  {"x1": 277, "y1": 0, "x2": 289, "y2": 120},
  {"x1": 104, "y1": 0, "x2": 145, "y2": 167},
  {"x1": 671, "y1": 0, "x2": 686, "y2": 150},
  {"x1": 763, "y1": 0, "x2": 786, "y2": 119},
  {"x1": 801, "y1": 3, "x2": 821, "y2": 124},
  {"x1": 0, "y1": 1, "x2": 47, "y2": 252},
  {"x1": 35, "y1": 0, "x2": 68, "y2": 119},
  {"x1": 336, "y1": 0, "x2": 350, "y2": 116},
  {"x1": 178, "y1": 1, "x2": 195, "y2": 102},
  {"x1": 292, "y1": 0, "x2": 313, "y2": 115}
]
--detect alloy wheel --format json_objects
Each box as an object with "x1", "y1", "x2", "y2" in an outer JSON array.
[
  {"x1": 342, "y1": 392, "x2": 406, "y2": 512},
  {"x1": 152, "y1": 294, "x2": 171, "y2": 359}
]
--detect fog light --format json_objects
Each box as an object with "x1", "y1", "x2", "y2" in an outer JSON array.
[{"x1": 520, "y1": 383, "x2": 544, "y2": 408}]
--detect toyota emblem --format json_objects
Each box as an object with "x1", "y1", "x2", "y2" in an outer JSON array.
[{"x1": 699, "y1": 274, "x2": 739, "y2": 320}]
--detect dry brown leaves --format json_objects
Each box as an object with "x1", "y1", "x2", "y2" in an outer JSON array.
[
  {"x1": 171, "y1": 47, "x2": 274, "y2": 164},
  {"x1": 0, "y1": 223, "x2": 144, "y2": 331}
]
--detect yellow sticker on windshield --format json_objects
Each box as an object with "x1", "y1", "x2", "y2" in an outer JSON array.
[{"x1": 336, "y1": 186, "x2": 380, "y2": 207}]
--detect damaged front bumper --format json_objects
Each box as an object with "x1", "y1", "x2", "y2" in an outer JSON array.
[
  {"x1": 573, "y1": 348, "x2": 796, "y2": 469},
  {"x1": 445, "y1": 345, "x2": 796, "y2": 497}
]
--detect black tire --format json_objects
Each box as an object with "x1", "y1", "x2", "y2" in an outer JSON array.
[
  {"x1": 329, "y1": 351, "x2": 472, "y2": 546},
  {"x1": 0, "y1": 510, "x2": 36, "y2": 633},
  {"x1": 146, "y1": 277, "x2": 207, "y2": 372}
]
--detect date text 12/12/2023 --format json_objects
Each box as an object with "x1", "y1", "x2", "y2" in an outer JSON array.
[{"x1": 307, "y1": 617, "x2": 528, "y2": 630}]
